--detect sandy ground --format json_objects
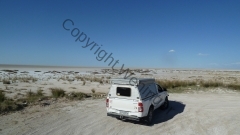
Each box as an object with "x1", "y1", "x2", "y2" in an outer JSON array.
[
  {"x1": 0, "y1": 93, "x2": 240, "y2": 135},
  {"x1": 1, "y1": 65, "x2": 240, "y2": 135}
]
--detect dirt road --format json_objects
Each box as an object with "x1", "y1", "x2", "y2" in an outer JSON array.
[{"x1": 1, "y1": 93, "x2": 240, "y2": 135}]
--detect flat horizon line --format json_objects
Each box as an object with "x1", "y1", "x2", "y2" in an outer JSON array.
[{"x1": 0, "y1": 64, "x2": 240, "y2": 71}]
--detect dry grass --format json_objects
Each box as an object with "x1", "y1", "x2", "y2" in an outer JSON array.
[
  {"x1": 0, "y1": 91, "x2": 5, "y2": 102},
  {"x1": 1, "y1": 87, "x2": 65, "y2": 113},
  {"x1": 50, "y1": 88, "x2": 65, "y2": 98},
  {"x1": 156, "y1": 79, "x2": 197, "y2": 89},
  {"x1": 91, "y1": 88, "x2": 96, "y2": 93},
  {"x1": 0, "y1": 91, "x2": 23, "y2": 113},
  {"x1": 82, "y1": 81, "x2": 86, "y2": 86},
  {"x1": 75, "y1": 76, "x2": 84, "y2": 81},
  {"x1": 67, "y1": 92, "x2": 88, "y2": 100},
  {"x1": 3, "y1": 79, "x2": 11, "y2": 84},
  {"x1": 227, "y1": 84, "x2": 240, "y2": 90},
  {"x1": 36, "y1": 89, "x2": 44, "y2": 96},
  {"x1": 92, "y1": 77, "x2": 102, "y2": 83},
  {"x1": 74, "y1": 76, "x2": 109, "y2": 85},
  {"x1": 156, "y1": 79, "x2": 240, "y2": 92},
  {"x1": 200, "y1": 80, "x2": 224, "y2": 88},
  {"x1": 1, "y1": 83, "x2": 99, "y2": 113},
  {"x1": 9, "y1": 76, "x2": 38, "y2": 83},
  {"x1": 17, "y1": 89, "x2": 46, "y2": 104},
  {"x1": 5, "y1": 86, "x2": 9, "y2": 90},
  {"x1": 58, "y1": 76, "x2": 66, "y2": 81},
  {"x1": 0, "y1": 99, "x2": 21, "y2": 113}
]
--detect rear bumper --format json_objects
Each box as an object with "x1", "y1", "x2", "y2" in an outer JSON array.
[{"x1": 107, "y1": 112, "x2": 142, "y2": 121}]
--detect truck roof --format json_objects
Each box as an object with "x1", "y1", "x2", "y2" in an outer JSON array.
[{"x1": 111, "y1": 78, "x2": 155, "y2": 85}]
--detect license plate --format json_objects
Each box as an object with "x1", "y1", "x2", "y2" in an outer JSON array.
[{"x1": 119, "y1": 111, "x2": 128, "y2": 115}]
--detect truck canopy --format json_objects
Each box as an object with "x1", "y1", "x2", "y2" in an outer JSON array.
[
  {"x1": 111, "y1": 78, "x2": 155, "y2": 85},
  {"x1": 110, "y1": 78, "x2": 158, "y2": 100}
]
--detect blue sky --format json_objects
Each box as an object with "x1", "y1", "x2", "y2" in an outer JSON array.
[{"x1": 0, "y1": 0, "x2": 240, "y2": 69}]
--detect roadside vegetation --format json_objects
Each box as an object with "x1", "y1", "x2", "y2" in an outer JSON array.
[
  {"x1": 20, "y1": 89, "x2": 46, "y2": 103},
  {"x1": 0, "y1": 87, "x2": 106, "y2": 114},
  {"x1": 1, "y1": 70, "x2": 239, "y2": 114},
  {"x1": 3, "y1": 79, "x2": 11, "y2": 84},
  {"x1": 156, "y1": 79, "x2": 240, "y2": 93},
  {"x1": 50, "y1": 88, "x2": 65, "y2": 98},
  {"x1": 0, "y1": 91, "x2": 24, "y2": 113},
  {"x1": 2, "y1": 76, "x2": 38, "y2": 83}
]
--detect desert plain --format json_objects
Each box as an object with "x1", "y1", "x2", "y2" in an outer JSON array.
[{"x1": 0, "y1": 64, "x2": 240, "y2": 135}]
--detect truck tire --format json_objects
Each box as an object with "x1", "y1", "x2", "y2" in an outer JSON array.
[
  {"x1": 146, "y1": 107, "x2": 153, "y2": 125},
  {"x1": 161, "y1": 97, "x2": 169, "y2": 110}
]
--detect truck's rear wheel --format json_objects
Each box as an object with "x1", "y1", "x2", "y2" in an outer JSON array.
[
  {"x1": 146, "y1": 107, "x2": 153, "y2": 125},
  {"x1": 161, "y1": 97, "x2": 169, "y2": 110}
]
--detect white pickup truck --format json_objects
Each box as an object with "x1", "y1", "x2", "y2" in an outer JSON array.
[{"x1": 106, "y1": 78, "x2": 169, "y2": 124}]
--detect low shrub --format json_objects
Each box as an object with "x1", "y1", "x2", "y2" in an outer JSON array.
[
  {"x1": 3, "y1": 79, "x2": 11, "y2": 84},
  {"x1": 23, "y1": 90, "x2": 45, "y2": 103},
  {"x1": 0, "y1": 99, "x2": 19, "y2": 112},
  {"x1": 36, "y1": 89, "x2": 44, "y2": 96},
  {"x1": 91, "y1": 88, "x2": 96, "y2": 93},
  {"x1": 200, "y1": 81, "x2": 224, "y2": 88},
  {"x1": 82, "y1": 81, "x2": 86, "y2": 86},
  {"x1": 0, "y1": 91, "x2": 6, "y2": 102},
  {"x1": 156, "y1": 79, "x2": 240, "y2": 92},
  {"x1": 92, "y1": 77, "x2": 102, "y2": 83},
  {"x1": 156, "y1": 79, "x2": 197, "y2": 89},
  {"x1": 227, "y1": 84, "x2": 240, "y2": 90},
  {"x1": 50, "y1": 88, "x2": 65, "y2": 98},
  {"x1": 0, "y1": 92, "x2": 23, "y2": 113},
  {"x1": 67, "y1": 92, "x2": 87, "y2": 100}
]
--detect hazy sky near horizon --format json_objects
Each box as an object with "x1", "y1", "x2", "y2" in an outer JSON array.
[{"x1": 1, "y1": 0, "x2": 240, "y2": 69}]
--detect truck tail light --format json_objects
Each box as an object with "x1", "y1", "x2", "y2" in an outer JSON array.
[
  {"x1": 138, "y1": 102, "x2": 143, "y2": 112},
  {"x1": 106, "y1": 99, "x2": 109, "y2": 107}
]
